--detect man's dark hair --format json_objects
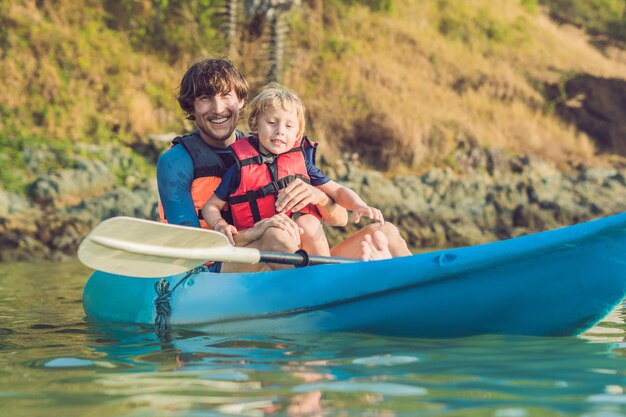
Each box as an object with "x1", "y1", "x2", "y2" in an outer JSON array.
[{"x1": 177, "y1": 58, "x2": 249, "y2": 120}]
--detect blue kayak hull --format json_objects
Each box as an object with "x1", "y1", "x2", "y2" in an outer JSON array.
[{"x1": 82, "y1": 213, "x2": 626, "y2": 338}]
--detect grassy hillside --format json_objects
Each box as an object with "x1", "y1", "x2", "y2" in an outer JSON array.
[
  {"x1": 278, "y1": 0, "x2": 626, "y2": 172},
  {"x1": 1, "y1": 0, "x2": 625, "y2": 194},
  {"x1": 0, "y1": 1, "x2": 226, "y2": 192}
]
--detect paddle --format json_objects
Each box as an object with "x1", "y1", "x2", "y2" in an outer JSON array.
[{"x1": 77, "y1": 216, "x2": 357, "y2": 278}]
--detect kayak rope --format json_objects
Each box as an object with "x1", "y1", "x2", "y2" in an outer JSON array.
[{"x1": 154, "y1": 266, "x2": 208, "y2": 341}]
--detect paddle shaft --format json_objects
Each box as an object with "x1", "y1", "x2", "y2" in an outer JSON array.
[
  {"x1": 78, "y1": 217, "x2": 360, "y2": 277},
  {"x1": 259, "y1": 250, "x2": 357, "y2": 267}
]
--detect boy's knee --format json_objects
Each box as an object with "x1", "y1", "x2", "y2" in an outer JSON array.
[
  {"x1": 260, "y1": 227, "x2": 299, "y2": 252},
  {"x1": 296, "y1": 214, "x2": 322, "y2": 230},
  {"x1": 296, "y1": 215, "x2": 325, "y2": 238}
]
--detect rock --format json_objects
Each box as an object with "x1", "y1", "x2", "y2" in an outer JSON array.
[
  {"x1": 5, "y1": 147, "x2": 626, "y2": 261},
  {"x1": 0, "y1": 210, "x2": 52, "y2": 261},
  {"x1": 0, "y1": 189, "x2": 30, "y2": 215},
  {"x1": 0, "y1": 190, "x2": 7, "y2": 215},
  {"x1": 444, "y1": 220, "x2": 495, "y2": 246},
  {"x1": 0, "y1": 182, "x2": 158, "y2": 262},
  {"x1": 358, "y1": 171, "x2": 404, "y2": 211},
  {"x1": 545, "y1": 75, "x2": 626, "y2": 155},
  {"x1": 131, "y1": 132, "x2": 177, "y2": 163},
  {"x1": 30, "y1": 159, "x2": 117, "y2": 209}
]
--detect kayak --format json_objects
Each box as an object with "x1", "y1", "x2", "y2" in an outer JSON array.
[{"x1": 82, "y1": 212, "x2": 626, "y2": 338}]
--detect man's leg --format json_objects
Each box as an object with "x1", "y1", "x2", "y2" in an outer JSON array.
[
  {"x1": 330, "y1": 222, "x2": 411, "y2": 259},
  {"x1": 360, "y1": 231, "x2": 392, "y2": 261}
]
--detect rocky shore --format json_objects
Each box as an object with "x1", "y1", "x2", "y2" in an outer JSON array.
[{"x1": 2, "y1": 144, "x2": 626, "y2": 262}]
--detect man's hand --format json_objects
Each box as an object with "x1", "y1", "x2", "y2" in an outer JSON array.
[
  {"x1": 234, "y1": 213, "x2": 303, "y2": 247},
  {"x1": 275, "y1": 178, "x2": 328, "y2": 213}
]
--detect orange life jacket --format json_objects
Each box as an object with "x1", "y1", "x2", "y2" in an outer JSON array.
[
  {"x1": 228, "y1": 136, "x2": 321, "y2": 230},
  {"x1": 158, "y1": 131, "x2": 238, "y2": 228}
]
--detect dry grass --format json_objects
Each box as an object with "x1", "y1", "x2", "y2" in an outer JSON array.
[
  {"x1": 2, "y1": 0, "x2": 626, "y2": 179},
  {"x1": 276, "y1": 0, "x2": 626, "y2": 172}
]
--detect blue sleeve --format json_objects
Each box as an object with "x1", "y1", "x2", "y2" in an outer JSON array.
[
  {"x1": 157, "y1": 145, "x2": 201, "y2": 228},
  {"x1": 213, "y1": 165, "x2": 238, "y2": 201},
  {"x1": 304, "y1": 146, "x2": 330, "y2": 186}
]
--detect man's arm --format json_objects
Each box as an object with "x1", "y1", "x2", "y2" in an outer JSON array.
[
  {"x1": 274, "y1": 179, "x2": 348, "y2": 226},
  {"x1": 233, "y1": 213, "x2": 303, "y2": 248},
  {"x1": 157, "y1": 145, "x2": 201, "y2": 227}
]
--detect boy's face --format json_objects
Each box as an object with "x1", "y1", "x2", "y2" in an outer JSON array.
[
  {"x1": 256, "y1": 105, "x2": 300, "y2": 155},
  {"x1": 192, "y1": 88, "x2": 244, "y2": 148}
]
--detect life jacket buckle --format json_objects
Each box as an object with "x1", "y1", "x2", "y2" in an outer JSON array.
[
  {"x1": 259, "y1": 182, "x2": 280, "y2": 197},
  {"x1": 259, "y1": 154, "x2": 276, "y2": 165}
]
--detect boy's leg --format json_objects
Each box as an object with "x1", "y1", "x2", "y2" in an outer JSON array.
[
  {"x1": 221, "y1": 226, "x2": 300, "y2": 273},
  {"x1": 295, "y1": 214, "x2": 331, "y2": 256},
  {"x1": 330, "y1": 222, "x2": 411, "y2": 259}
]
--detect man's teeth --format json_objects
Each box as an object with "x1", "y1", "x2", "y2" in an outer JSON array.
[{"x1": 210, "y1": 117, "x2": 228, "y2": 124}]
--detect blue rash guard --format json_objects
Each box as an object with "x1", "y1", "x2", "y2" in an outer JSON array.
[
  {"x1": 157, "y1": 140, "x2": 235, "y2": 228},
  {"x1": 157, "y1": 144, "x2": 199, "y2": 227}
]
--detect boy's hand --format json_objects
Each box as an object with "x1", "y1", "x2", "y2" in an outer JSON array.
[
  {"x1": 276, "y1": 178, "x2": 327, "y2": 213},
  {"x1": 352, "y1": 205, "x2": 385, "y2": 225},
  {"x1": 214, "y1": 221, "x2": 239, "y2": 246}
]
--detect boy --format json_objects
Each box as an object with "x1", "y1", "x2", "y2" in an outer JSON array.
[{"x1": 201, "y1": 85, "x2": 386, "y2": 258}]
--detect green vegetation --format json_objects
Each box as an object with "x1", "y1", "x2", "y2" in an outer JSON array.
[
  {"x1": 539, "y1": 0, "x2": 626, "y2": 43},
  {"x1": 1, "y1": 0, "x2": 625, "y2": 195},
  {"x1": 0, "y1": 1, "x2": 201, "y2": 194},
  {"x1": 102, "y1": 0, "x2": 226, "y2": 63}
]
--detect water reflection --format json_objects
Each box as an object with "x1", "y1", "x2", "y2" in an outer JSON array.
[
  {"x1": 1, "y1": 261, "x2": 625, "y2": 417},
  {"x1": 69, "y1": 319, "x2": 626, "y2": 417}
]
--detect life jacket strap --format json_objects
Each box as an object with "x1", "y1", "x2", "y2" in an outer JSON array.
[{"x1": 228, "y1": 174, "x2": 309, "y2": 205}]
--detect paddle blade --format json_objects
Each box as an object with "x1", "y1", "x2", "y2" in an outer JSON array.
[
  {"x1": 78, "y1": 237, "x2": 206, "y2": 278},
  {"x1": 77, "y1": 217, "x2": 259, "y2": 278}
]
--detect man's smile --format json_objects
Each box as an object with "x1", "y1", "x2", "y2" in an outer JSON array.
[{"x1": 208, "y1": 115, "x2": 230, "y2": 124}]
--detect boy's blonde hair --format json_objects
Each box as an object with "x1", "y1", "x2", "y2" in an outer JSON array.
[{"x1": 247, "y1": 84, "x2": 306, "y2": 141}]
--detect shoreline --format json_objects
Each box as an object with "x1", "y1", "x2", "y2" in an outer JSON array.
[{"x1": 2, "y1": 150, "x2": 626, "y2": 262}]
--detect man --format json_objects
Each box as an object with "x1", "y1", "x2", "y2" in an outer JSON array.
[{"x1": 157, "y1": 58, "x2": 410, "y2": 271}]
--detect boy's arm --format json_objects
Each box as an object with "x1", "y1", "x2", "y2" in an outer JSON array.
[
  {"x1": 318, "y1": 180, "x2": 384, "y2": 224},
  {"x1": 201, "y1": 194, "x2": 238, "y2": 245}
]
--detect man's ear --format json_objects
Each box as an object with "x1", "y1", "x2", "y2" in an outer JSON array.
[{"x1": 238, "y1": 99, "x2": 245, "y2": 110}]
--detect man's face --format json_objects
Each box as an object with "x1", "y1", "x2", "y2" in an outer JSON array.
[{"x1": 192, "y1": 89, "x2": 244, "y2": 148}]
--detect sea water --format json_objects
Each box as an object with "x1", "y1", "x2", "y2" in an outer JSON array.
[{"x1": 0, "y1": 261, "x2": 625, "y2": 417}]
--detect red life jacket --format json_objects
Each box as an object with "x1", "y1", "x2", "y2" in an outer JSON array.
[
  {"x1": 228, "y1": 136, "x2": 321, "y2": 230},
  {"x1": 158, "y1": 131, "x2": 239, "y2": 228}
]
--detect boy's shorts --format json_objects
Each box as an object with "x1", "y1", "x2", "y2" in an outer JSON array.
[{"x1": 208, "y1": 262, "x2": 222, "y2": 273}]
